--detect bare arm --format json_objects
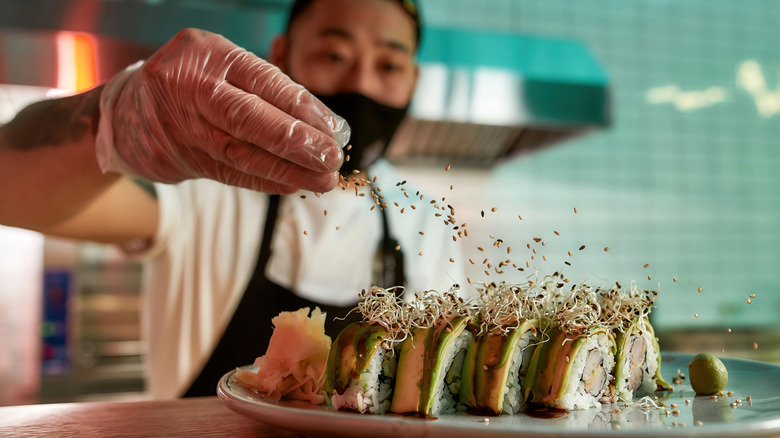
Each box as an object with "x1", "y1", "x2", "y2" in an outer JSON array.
[{"x1": 0, "y1": 86, "x2": 158, "y2": 244}]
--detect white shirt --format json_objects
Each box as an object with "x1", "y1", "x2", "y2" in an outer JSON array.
[{"x1": 134, "y1": 160, "x2": 466, "y2": 399}]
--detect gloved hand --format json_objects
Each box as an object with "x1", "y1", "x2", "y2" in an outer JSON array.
[{"x1": 95, "y1": 28, "x2": 349, "y2": 194}]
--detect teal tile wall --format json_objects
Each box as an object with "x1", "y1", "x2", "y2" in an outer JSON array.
[{"x1": 419, "y1": 0, "x2": 780, "y2": 330}]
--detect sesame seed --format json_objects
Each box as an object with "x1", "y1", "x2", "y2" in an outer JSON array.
[
  {"x1": 673, "y1": 277, "x2": 678, "y2": 282},
  {"x1": 481, "y1": 418, "x2": 489, "y2": 423},
  {"x1": 518, "y1": 215, "x2": 523, "y2": 220},
  {"x1": 754, "y1": 342, "x2": 759, "y2": 349},
  {"x1": 648, "y1": 276, "x2": 652, "y2": 280},
  {"x1": 749, "y1": 293, "x2": 756, "y2": 298},
  {"x1": 579, "y1": 245, "x2": 586, "y2": 251},
  {"x1": 335, "y1": 226, "x2": 341, "y2": 230},
  {"x1": 491, "y1": 207, "x2": 497, "y2": 212},
  {"x1": 694, "y1": 421, "x2": 703, "y2": 426},
  {"x1": 698, "y1": 286, "x2": 702, "y2": 293},
  {"x1": 747, "y1": 298, "x2": 752, "y2": 304},
  {"x1": 418, "y1": 252, "x2": 423, "y2": 256},
  {"x1": 574, "y1": 207, "x2": 578, "y2": 213},
  {"x1": 694, "y1": 313, "x2": 699, "y2": 318},
  {"x1": 727, "y1": 328, "x2": 732, "y2": 333},
  {"x1": 445, "y1": 164, "x2": 451, "y2": 171},
  {"x1": 604, "y1": 246, "x2": 611, "y2": 252},
  {"x1": 554, "y1": 230, "x2": 560, "y2": 235},
  {"x1": 303, "y1": 230, "x2": 308, "y2": 235},
  {"x1": 449, "y1": 258, "x2": 455, "y2": 263}
]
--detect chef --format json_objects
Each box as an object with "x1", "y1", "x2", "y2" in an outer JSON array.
[{"x1": 0, "y1": 0, "x2": 465, "y2": 399}]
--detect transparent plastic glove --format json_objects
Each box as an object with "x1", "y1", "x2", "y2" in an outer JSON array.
[{"x1": 95, "y1": 28, "x2": 349, "y2": 194}]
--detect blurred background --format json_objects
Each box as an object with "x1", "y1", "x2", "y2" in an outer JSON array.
[{"x1": 0, "y1": 0, "x2": 778, "y2": 404}]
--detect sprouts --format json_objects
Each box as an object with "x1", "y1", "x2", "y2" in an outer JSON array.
[{"x1": 354, "y1": 276, "x2": 658, "y2": 342}]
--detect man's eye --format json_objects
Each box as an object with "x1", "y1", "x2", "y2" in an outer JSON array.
[
  {"x1": 322, "y1": 52, "x2": 345, "y2": 63},
  {"x1": 380, "y1": 63, "x2": 403, "y2": 73}
]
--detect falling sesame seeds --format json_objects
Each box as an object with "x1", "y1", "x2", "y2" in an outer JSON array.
[
  {"x1": 754, "y1": 342, "x2": 759, "y2": 349},
  {"x1": 698, "y1": 286, "x2": 702, "y2": 293},
  {"x1": 445, "y1": 164, "x2": 451, "y2": 171},
  {"x1": 345, "y1": 144, "x2": 352, "y2": 150},
  {"x1": 335, "y1": 226, "x2": 341, "y2": 230},
  {"x1": 749, "y1": 293, "x2": 756, "y2": 298},
  {"x1": 644, "y1": 264, "x2": 649, "y2": 268},
  {"x1": 419, "y1": 231, "x2": 425, "y2": 235},
  {"x1": 481, "y1": 211, "x2": 485, "y2": 217},
  {"x1": 418, "y1": 252, "x2": 423, "y2": 256},
  {"x1": 554, "y1": 231, "x2": 560, "y2": 236},
  {"x1": 673, "y1": 277, "x2": 678, "y2": 282},
  {"x1": 491, "y1": 207, "x2": 497, "y2": 212},
  {"x1": 579, "y1": 245, "x2": 586, "y2": 251},
  {"x1": 449, "y1": 258, "x2": 455, "y2": 263},
  {"x1": 604, "y1": 246, "x2": 611, "y2": 252},
  {"x1": 694, "y1": 313, "x2": 699, "y2": 318},
  {"x1": 747, "y1": 298, "x2": 752, "y2": 304},
  {"x1": 303, "y1": 230, "x2": 308, "y2": 235},
  {"x1": 323, "y1": 210, "x2": 328, "y2": 216},
  {"x1": 727, "y1": 328, "x2": 732, "y2": 333}
]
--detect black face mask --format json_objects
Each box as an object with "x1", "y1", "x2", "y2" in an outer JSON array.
[{"x1": 314, "y1": 92, "x2": 408, "y2": 176}]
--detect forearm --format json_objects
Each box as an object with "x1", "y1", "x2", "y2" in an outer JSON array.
[{"x1": 0, "y1": 85, "x2": 122, "y2": 231}]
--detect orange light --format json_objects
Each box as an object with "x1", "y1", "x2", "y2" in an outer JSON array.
[
  {"x1": 55, "y1": 31, "x2": 97, "y2": 92},
  {"x1": 73, "y1": 33, "x2": 97, "y2": 91}
]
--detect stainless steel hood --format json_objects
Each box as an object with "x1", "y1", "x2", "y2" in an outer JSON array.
[{"x1": 0, "y1": 0, "x2": 610, "y2": 167}]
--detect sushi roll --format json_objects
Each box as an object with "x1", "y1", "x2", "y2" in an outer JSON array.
[
  {"x1": 390, "y1": 315, "x2": 474, "y2": 416},
  {"x1": 523, "y1": 326, "x2": 617, "y2": 410},
  {"x1": 324, "y1": 322, "x2": 398, "y2": 414},
  {"x1": 613, "y1": 317, "x2": 671, "y2": 401},
  {"x1": 460, "y1": 319, "x2": 539, "y2": 415}
]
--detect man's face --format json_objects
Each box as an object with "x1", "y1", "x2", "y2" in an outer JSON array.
[{"x1": 271, "y1": 0, "x2": 419, "y2": 109}]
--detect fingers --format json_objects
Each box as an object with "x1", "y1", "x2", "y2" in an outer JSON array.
[
  {"x1": 203, "y1": 82, "x2": 344, "y2": 173},
  {"x1": 224, "y1": 51, "x2": 351, "y2": 147},
  {"x1": 208, "y1": 131, "x2": 340, "y2": 192}
]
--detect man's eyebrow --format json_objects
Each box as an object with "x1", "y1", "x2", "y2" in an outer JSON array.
[{"x1": 318, "y1": 28, "x2": 413, "y2": 55}]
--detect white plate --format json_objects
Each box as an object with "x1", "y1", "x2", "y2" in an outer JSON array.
[{"x1": 217, "y1": 353, "x2": 780, "y2": 438}]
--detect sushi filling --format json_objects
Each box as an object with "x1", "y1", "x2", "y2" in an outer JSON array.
[
  {"x1": 430, "y1": 330, "x2": 473, "y2": 415},
  {"x1": 330, "y1": 346, "x2": 397, "y2": 414},
  {"x1": 502, "y1": 330, "x2": 537, "y2": 414}
]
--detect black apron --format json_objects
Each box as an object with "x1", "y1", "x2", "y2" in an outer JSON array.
[{"x1": 183, "y1": 193, "x2": 404, "y2": 397}]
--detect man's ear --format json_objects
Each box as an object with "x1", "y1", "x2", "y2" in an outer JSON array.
[{"x1": 268, "y1": 35, "x2": 289, "y2": 72}]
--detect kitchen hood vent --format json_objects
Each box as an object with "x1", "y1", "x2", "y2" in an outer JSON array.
[
  {"x1": 0, "y1": 1, "x2": 610, "y2": 167},
  {"x1": 387, "y1": 28, "x2": 610, "y2": 167}
]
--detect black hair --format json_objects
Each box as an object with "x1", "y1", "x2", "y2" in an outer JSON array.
[{"x1": 285, "y1": 0, "x2": 421, "y2": 48}]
